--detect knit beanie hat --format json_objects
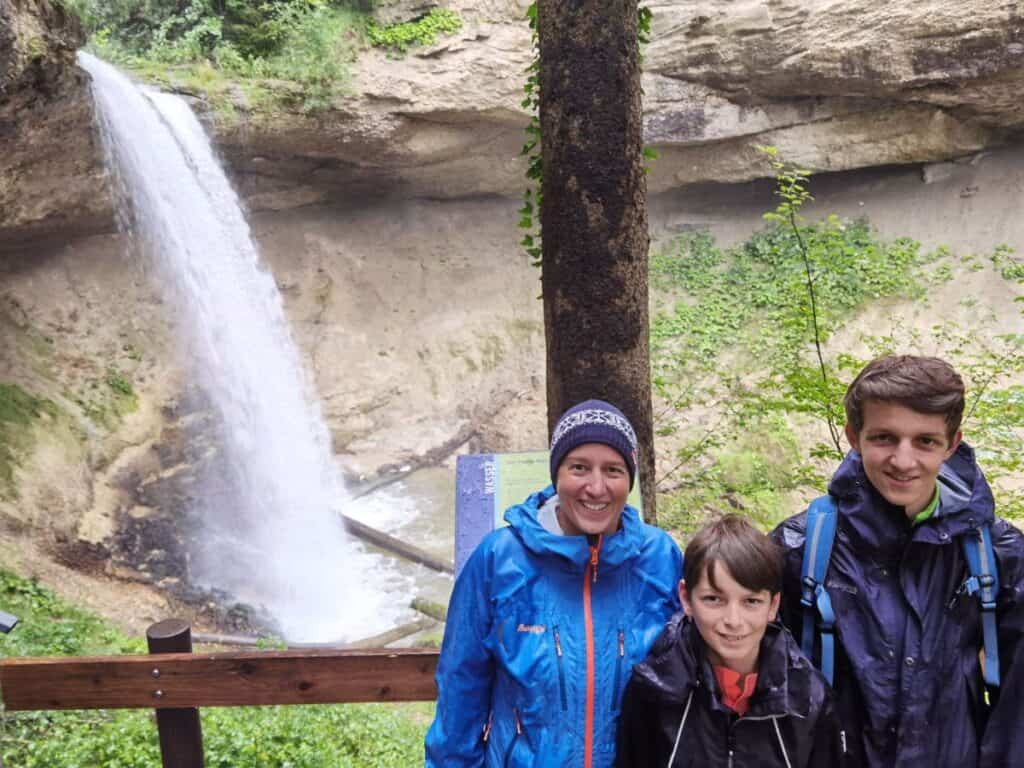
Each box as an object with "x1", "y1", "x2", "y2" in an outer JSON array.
[{"x1": 549, "y1": 399, "x2": 638, "y2": 490}]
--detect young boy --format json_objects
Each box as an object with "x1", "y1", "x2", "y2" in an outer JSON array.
[
  {"x1": 771, "y1": 355, "x2": 1024, "y2": 767},
  {"x1": 618, "y1": 514, "x2": 841, "y2": 767}
]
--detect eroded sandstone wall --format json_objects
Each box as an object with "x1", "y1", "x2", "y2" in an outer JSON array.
[
  {"x1": 0, "y1": 0, "x2": 110, "y2": 246},
  {"x1": 3, "y1": 0, "x2": 1024, "y2": 243}
]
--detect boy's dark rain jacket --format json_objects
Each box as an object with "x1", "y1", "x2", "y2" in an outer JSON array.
[
  {"x1": 618, "y1": 614, "x2": 842, "y2": 767},
  {"x1": 771, "y1": 444, "x2": 1024, "y2": 768}
]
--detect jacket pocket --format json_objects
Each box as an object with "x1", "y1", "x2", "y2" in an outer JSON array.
[
  {"x1": 553, "y1": 625, "x2": 568, "y2": 711},
  {"x1": 611, "y1": 628, "x2": 625, "y2": 711},
  {"x1": 495, "y1": 615, "x2": 554, "y2": 690}
]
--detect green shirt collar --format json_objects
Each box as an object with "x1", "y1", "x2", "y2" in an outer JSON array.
[{"x1": 912, "y1": 484, "x2": 941, "y2": 526}]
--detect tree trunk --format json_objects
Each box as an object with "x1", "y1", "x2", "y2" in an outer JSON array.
[{"x1": 538, "y1": 0, "x2": 655, "y2": 522}]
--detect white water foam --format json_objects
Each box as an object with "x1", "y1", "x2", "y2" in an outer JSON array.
[{"x1": 79, "y1": 52, "x2": 409, "y2": 642}]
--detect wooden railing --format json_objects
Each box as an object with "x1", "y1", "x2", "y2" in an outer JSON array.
[{"x1": 0, "y1": 619, "x2": 439, "y2": 768}]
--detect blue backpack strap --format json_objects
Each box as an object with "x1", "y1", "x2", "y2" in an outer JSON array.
[
  {"x1": 961, "y1": 524, "x2": 1000, "y2": 688},
  {"x1": 799, "y1": 495, "x2": 839, "y2": 685}
]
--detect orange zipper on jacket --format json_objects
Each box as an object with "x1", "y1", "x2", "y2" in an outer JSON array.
[{"x1": 582, "y1": 534, "x2": 603, "y2": 768}]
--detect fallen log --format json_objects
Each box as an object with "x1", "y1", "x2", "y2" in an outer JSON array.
[
  {"x1": 410, "y1": 596, "x2": 448, "y2": 623},
  {"x1": 192, "y1": 615, "x2": 439, "y2": 651},
  {"x1": 341, "y1": 514, "x2": 454, "y2": 574},
  {"x1": 343, "y1": 617, "x2": 438, "y2": 649}
]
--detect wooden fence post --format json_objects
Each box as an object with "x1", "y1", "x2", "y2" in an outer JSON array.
[{"x1": 147, "y1": 619, "x2": 205, "y2": 768}]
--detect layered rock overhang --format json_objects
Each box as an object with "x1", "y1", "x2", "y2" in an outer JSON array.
[{"x1": 3, "y1": 0, "x2": 1023, "y2": 242}]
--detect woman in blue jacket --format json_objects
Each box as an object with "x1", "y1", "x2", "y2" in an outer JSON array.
[{"x1": 425, "y1": 400, "x2": 683, "y2": 768}]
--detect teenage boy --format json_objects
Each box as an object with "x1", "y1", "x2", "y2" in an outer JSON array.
[
  {"x1": 772, "y1": 355, "x2": 1024, "y2": 767},
  {"x1": 619, "y1": 515, "x2": 841, "y2": 767}
]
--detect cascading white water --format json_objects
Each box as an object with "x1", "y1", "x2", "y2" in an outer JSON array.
[{"x1": 78, "y1": 52, "x2": 407, "y2": 642}]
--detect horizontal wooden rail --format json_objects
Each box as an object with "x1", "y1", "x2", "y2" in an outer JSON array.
[{"x1": 0, "y1": 647, "x2": 439, "y2": 711}]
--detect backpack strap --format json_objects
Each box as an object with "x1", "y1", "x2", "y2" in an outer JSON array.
[
  {"x1": 960, "y1": 524, "x2": 1001, "y2": 688},
  {"x1": 799, "y1": 495, "x2": 839, "y2": 685}
]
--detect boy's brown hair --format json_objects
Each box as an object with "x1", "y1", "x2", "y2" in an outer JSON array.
[
  {"x1": 844, "y1": 355, "x2": 965, "y2": 441},
  {"x1": 684, "y1": 514, "x2": 783, "y2": 594}
]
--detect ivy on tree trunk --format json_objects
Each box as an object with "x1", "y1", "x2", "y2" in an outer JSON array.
[{"x1": 537, "y1": 0, "x2": 656, "y2": 521}]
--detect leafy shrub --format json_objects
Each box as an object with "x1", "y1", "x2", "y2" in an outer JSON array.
[
  {"x1": 657, "y1": 415, "x2": 810, "y2": 535},
  {"x1": 650, "y1": 166, "x2": 1023, "y2": 532},
  {"x1": 78, "y1": 0, "x2": 370, "y2": 106},
  {"x1": 366, "y1": 8, "x2": 461, "y2": 53},
  {"x1": 263, "y1": 4, "x2": 361, "y2": 108}
]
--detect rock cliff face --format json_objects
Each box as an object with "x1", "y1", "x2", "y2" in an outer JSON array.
[
  {"x1": 4, "y1": 0, "x2": 1024, "y2": 242},
  {"x1": 216, "y1": 0, "x2": 1024, "y2": 213},
  {"x1": 643, "y1": 1, "x2": 1024, "y2": 187},
  {"x1": 0, "y1": 0, "x2": 109, "y2": 246}
]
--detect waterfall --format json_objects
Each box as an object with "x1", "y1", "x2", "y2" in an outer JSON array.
[{"x1": 78, "y1": 52, "x2": 406, "y2": 642}]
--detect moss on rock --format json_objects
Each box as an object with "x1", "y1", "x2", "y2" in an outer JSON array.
[{"x1": 0, "y1": 383, "x2": 60, "y2": 499}]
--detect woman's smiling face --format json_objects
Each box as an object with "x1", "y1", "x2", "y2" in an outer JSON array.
[
  {"x1": 555, "y1": 443, "x2": 630, "y2": 536},
  {"x1": 681, "y1": 562, "x2": 780, "y2": 675}
]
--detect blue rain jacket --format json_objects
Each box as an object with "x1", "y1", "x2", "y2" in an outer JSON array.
[
  {"x1": 425, "y1": 485, "x2": 683, "y2": 768},
  {"x1": 771, "y1": 444, "x2": 1024, "y2": 768}
]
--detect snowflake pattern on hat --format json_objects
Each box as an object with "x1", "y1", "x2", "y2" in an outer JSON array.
[{"x1": 550, "y1": 408, "x2": 638, "y2": 452}]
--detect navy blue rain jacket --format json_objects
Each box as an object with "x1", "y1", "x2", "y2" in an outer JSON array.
[
  {"x1": 771, "y1": 444, "x2": 1024, "y2": 768},
  {"x1": 424, "y1": 486, "x2": 683, "y2": 767},
  {"x1": 619, "y1": 615, "x2": 842, "y2": 767}
]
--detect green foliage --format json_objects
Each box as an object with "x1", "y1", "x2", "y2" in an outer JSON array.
[
  {"x1": 80, "y1": 0, "x2": 369, "y2": 110},
  {"x1": 366, "y1": 8, "x2": 461, "y2": 53},
  {"x1": 650, "y1": 219, "x2": 927, "y2": 376},
  {"x1": 0, "y1": 384, "x2": 58, "y2": 500},
  {"x1": 105, "y1": 368, "x2": 134, "y2": 397},
  {"x1": 5, "y1": 704, "x2": 429, "y2": 767},
  {"x1": 657, "y1": 415, "x2": 813, "y2": 536},
  {"x1": 254, "y1": 634, "x2": 288, "y2": 649},
  {"x1": 69, "y1": 367, "x2": 139, "y2": 431},
  {"x1": 0, "y1": 570, "x2": 145, "y2": 660},
  {"x1": 760, "y1": 146, "x2": 844, "y2": 457},
  {"x1": 637, "y1": 6, "x2": 653, "y2": 44},
  {"x1": 0, "y1": 384, "x2": 55, "y2": 428},
  {"x1": 991, "y1": 242, "x2": 1024, "y2": 281},
  {"x1": 0, "y1": 569, "x2": 430, "y2": 767},
  {"x1": 759, "y1": 145, "x2": 812, "y2": 227},
  {"x1": 261, "y1": 4, "x2": 362, "y2": 109},
  {"x1": 649, "y1": 154, "x2": 1024, "y2": 532}
]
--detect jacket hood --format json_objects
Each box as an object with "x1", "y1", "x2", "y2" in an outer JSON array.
[
  {"x1": 503, "y1": 485, "x2": 646, "y2": 572},
  {"x1": 827, "y1": 441, "x2": 995, "y2": 546},
  {"x1": 629, "y1": 613, "x2": 817, "y2": 719}
]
